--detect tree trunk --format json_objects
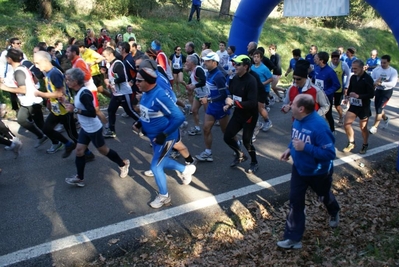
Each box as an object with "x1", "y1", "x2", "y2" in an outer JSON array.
[
  {"x1": 40, "y1": 0, "x2": 52, "y2": 20},
  {"x1": 219, "y1": 0, "x2": 231, "y2": 19}
]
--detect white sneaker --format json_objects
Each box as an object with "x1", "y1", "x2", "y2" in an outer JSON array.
[
  {"x1": 262, "y1": 121, "x2": 273, "y2": 132},
  {"x1": 54, "y1": 124, "x2": 64, "y2": 132},
  {"x1": 150, "y1": 193, "x2": 171, "y2": 209},
  {"x1": 65, "y1": 175, "x2": 85, "y2": 187},
  {"x1": 119, "y1": 159, "x2": 130, "y2": 178},
  {"x1": 10, "y1": 137, "x2": 22, "y2": 158},
  {"x1": 121, "y1": 112, "x2": 130, "y2": 118},
  {"x1": 369, "y1": 126, "x2": 377, "y2": 134},
  {"x1": 181, "y1": 164, "x2": 196, "y2": 185},
  {"x1": 382, "y1": 117, "x2": 390, "y2": 129},
  {"x1": 195, "y1": 151, "x2": 213, "y2": 162},
  {"x1": 46, "y1": 142, "x2": 64, "y2": 154},
  {"x1": 277, "y1": 239, "x2": 302, "y2": 249},
  {"x1": 144, "y1": 170, "x2": 154, "y2": 177}
]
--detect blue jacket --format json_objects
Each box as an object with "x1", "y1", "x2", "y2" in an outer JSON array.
[
  {"x1": 140, "y1": 84, "x2": 184, "y2": 140},
  {"x1": 290, "y1": 111, "x2": 335, "y2": 176},
  {"x1": 192, "y1": 0, "x2": 202, "y2": 6},
  {"x1": 312, "y1": 64, "x2": 340, "y2": 99}
]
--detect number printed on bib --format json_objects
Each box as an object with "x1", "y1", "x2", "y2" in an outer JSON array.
[
  {"x1": 315, "y1": 79, "x2": 324, "y2": 90},
  {"x1": 233, "y1": 95, "x2": 242, "y2": 102},
  {"x1": 349, "y1": 97, "x2": 362, "y2": 107}
]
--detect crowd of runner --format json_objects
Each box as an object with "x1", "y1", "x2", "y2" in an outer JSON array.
[{"x1": 0, "y1": 26, "x2": 397, "y2": 247}]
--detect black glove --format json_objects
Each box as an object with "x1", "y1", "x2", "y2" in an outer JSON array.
[{"x1": 154, "y1": 132, "x2": 167, "y2": 145}]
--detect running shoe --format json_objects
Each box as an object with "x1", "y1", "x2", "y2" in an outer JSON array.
[
  {"x1": 119, "y1": 159, "x2": 130, "y2": 178},
  {"x1": 34, "y1": 135, "x2": 48, "y2": 148},
  {"x1": 277, "y1": 239, "x2": 302, "y2": 249},
  {"x1": 150, "y1": 193, "x2": 171, "y2": 209},
  {"x1": 181, "y1": 164, "x2": 196, "y2": 185},
  {"x1": 195, "y1": 151, "x2": 213, "y2": 162},
  {"x1": 65, "y1": 175, "x2": 85, "y2": 187},
  {"x1": 46, "y1": 142, "x2": 64, "y2": 154}
]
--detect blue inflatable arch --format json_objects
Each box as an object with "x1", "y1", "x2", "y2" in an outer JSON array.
[{"x1": 229, "y1": 0, "x2": 399, "y2": 54}]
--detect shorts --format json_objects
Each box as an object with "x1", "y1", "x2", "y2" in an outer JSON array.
[
  {"x1": 257, "y1": 89, "x2": 267, "y2": 104},
  {"x1": 172, "y1": 68, "x2": 183, "y2": 75},
  {"x1": 78, "y1": 127, "x2": 105, "y2": 148},
  {"x1": 206, "y1": 106, "x2": 230, "y2": 120},
  {"x1": 92, "y1": 74, "x2": 103, "y2": 87},
  {"x1": 374, "y1": 89, "x2": 392, "y2": 114},
  {"x1": 333, "y1": 92, "x2": 343, "y2": 106},
  {"x1": 347, "y1": 106, "x2": 371, "y2": 120},
  {"x1": 91, "y1": 91, "x2": 99, "y2": 108}
]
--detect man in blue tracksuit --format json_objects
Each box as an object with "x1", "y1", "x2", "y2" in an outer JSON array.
[
  {"x1": 312, "y1": 51, "x2": 340, "y2": 133},
  {"x1": 277, "y1": 94, "x2": 340, "y2": 249},
  {"x1": 133, "y1": 67, "x2": 196, "y2": 209},
  {"x1": 188, "y1": 0, "x2": 202, "y2": 22}
]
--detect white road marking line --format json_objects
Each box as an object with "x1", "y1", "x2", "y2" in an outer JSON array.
[{"x1": 0, "y1": 142, "x2": 397, "y2": 266}]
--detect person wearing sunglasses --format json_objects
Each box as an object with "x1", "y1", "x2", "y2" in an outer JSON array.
[
  {"x1": 133, "y1": 66, "x2": 196, "y2": 208},
  {"x1": 281, "y1": 60, "x2": 329, "y2": 117},
  {"x1": 224, "y1": 55, "x2": 259, "y2": 173},
  {"x1": 195, "y1": 52, "x2": 230, "y2": 163}
]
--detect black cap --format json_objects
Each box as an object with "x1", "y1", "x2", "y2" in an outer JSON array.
[{"x1": 293, "y1": 60, "x2": 310, "y2": 78}]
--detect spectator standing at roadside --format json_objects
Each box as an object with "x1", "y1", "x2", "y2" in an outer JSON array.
[
  {"x1": 123, "y1": 25, "x2": 136, "y2": 42},
  {"x1": 188, "y1": 0, "x2": 202, "y2": 22}
]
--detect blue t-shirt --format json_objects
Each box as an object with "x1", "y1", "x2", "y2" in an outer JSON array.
[
  {"x1": 251, "y1": 63, "x2": 272, "y2": 92},
  {"x1": 305, "y1": 53, "x2": 316, "y2": 69},
  {"x1": 345, "y1": 56, "x2": 357, "y2": 69},
  {"x1": 206, "y1": 67, "x2": 228, "y2": 112},
  {"x1": 366, "y1": 57, "x2": 381, "y2": 72},
  {"x1": 289, "y1": 57, "x2": 304, "y2": 70}
]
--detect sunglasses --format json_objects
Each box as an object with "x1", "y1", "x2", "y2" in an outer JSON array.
[
  {"x1": 233, "y1": 62, "x2": 242, "y2": 66},
  {"x1": 176, "y1": 49, "x2": 181, "y2": 51},
  {"x1": 136, "y1": 79, "x2": 145, "y2": 83},
  {"x1": 293, "y1": 77, "x2": 302, "y2": 81},
  {"x1": 13, "y1": 42, "x2": 21, "y2": 45}
]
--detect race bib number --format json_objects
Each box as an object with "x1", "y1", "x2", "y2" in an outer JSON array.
[
  {"x1": 233, "y1": 95, "x2": 242, "y2": 102},
  {"x1": 51, "y1": 102, "x2": 61, "y2": 115},
  {"x1": 195, "y1": 86, "x2": 210, "y2": 98},
  {"x1": 349, "y1": 97, "x2": 362, "y2": 107},
  {"x1": 173, "y1": 63, "x2": 180, "y2": 69},
  {"x1": 140, "y1": 105, "x2": 150, "y2": 122},
  {"x1": 315, "y1": 79, "x2": 324, "y2": 90}
]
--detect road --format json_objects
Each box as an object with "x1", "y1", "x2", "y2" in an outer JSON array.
[{"x1": 0, "y1": 86, "x2": 398, "y2": 266}]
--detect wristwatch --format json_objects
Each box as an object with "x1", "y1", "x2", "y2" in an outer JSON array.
[{"x1": 73, "y1": 107, "x2": 79, "y2": 114}]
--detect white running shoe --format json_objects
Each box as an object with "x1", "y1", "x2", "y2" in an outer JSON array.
[
  {"x1": 144, "y1": 170, "x2": 154, "y2": 177},
  {"x1": 262, "y1": 121, "x2": 273, "y2": 132},
  {"x1": 181, "y1": 164, "x2": 196, "y2": 185},
  {"x1": 195, "y1": 151, "x2": 213, "y2": 162},
  {"x1": 119, "y1": 159, "x2": 130, "y2": 178},
  {"x1": 65, "y1": 175, "x2": 85, "y2": 187},
  {"x1": 369, "y1": 126, "x2": 377, "y2": 134},
  {"x1": 150, "y1": 193, "x2": 171, "y2": 209},
  {"x1": 382, "y1": 117, "x2": 390, "y2": 129}
]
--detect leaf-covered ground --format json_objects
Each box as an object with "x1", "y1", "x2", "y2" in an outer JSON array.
[{"x1": 88, "y1": 150, "x2": 399, "y2": 267}]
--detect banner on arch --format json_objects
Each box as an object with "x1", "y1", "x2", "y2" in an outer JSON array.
[{"x1": 283, "y1": 0, "x2": 350, "y2": 17}]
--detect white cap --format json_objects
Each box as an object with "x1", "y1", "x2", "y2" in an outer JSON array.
[{"x1": 203, "y1": 52, "x2": 219, "y2": 62}]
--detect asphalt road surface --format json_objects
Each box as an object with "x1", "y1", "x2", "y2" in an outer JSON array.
[{"x1": 1, "y1": 85, "x2": 398, "y2": 266}]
